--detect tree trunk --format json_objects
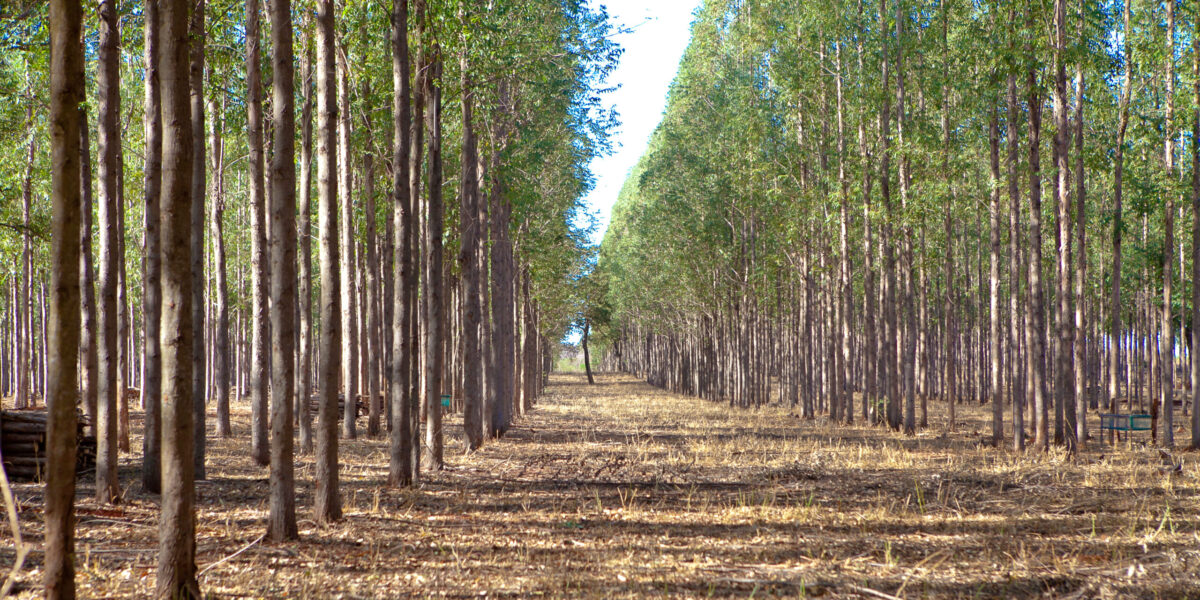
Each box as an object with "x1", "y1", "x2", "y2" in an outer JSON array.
[
  {"x1": 1052, "y1": 0, "x2": 1074, "y2": 450},
  {"x1": 337, "y1": 35, "x2": 359, "y2": 440},
  {"x1": 80, "y1": 104, "x2": 99, "y2": 440},
  {"x1": 314, "y1": 0, "x2": 342, "y2": 523},
  {"x1": 142, "y1": 0, "x2": 164, "y2": 493},
  {"x1": 45, "y1": 1, "x2": 84, "y2": 594},
  {"x1": 988, "y1": 108, "x2": 1003, "y2": 446},
  {"x1": 188, "y1": 0, "x2": 208, "y2": 480},
  {"x1": 362, "y1": 72, "x2": 382, "y2": 439},
  {"x1": 247, "y1": 0, "x2": 270, "y2": 467},
  {"x1": 389, "y1": 0, "x2": 415, "y2": 486},
  {"x1": 1110, "y1": 0, "x2": 1133, "y2": 438},
  {"x1": 95, "y1": 0, "x2": 122, "y2": 504},
  {"x1": 267, "y1": 0, "x2": 298, "y2": 541},
  {"x1": 210, "y1": 90, "x2": 231, "y2": 438},
  {"x1": 1192, "y1": 2, "x2": 1200, "y2": 451},
  {"x1": 298, "y1": 20, "x2": 315, "y2": 454},
  {"x1": 1027, "y1": 63, "x2": 1050, "y2": 452},
  {"x1": 1160, "y1": 0, "x2": 1175, "y2": 448},
  {"x1": 422, "y1": 37, "x2": 446, "y2": 471},
  {"x1": 583, "y1": 320, "x2": 595, "y2": 385},
  {"x1": 459, "y1": 11, "x2": 483, "y2": 451},
  {"x1": 157, "y1": 0, "x2": 200, "y2": 593}
]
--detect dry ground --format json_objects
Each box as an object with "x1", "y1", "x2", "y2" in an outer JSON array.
[{"x1": 3, "y1": 372, "x2": 1200, "y2": 598}]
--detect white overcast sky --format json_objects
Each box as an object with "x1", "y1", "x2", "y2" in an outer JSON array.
[{"x1": 583, "y1": 0, "x2": 701, "y2": 246}]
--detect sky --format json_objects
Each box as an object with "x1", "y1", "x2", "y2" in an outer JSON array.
[{"x1": 582, "y1": 0, "x2": 702, "y2": 247}]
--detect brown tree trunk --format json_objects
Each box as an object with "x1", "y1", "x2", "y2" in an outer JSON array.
[
  {"x1": 1192, "y1": 3, "x2": 1200, "y2": 451},
  {"x1": 298, "y1": 21, "x2": 315, "y2": 454},
  {"x1": 337, "y1": 35, "x2": 359, "y2": 440},
  {"x1": 247, "y1": 0, "x2": 270, "y2": 467},
  {"x1": 314, "y1": 0, "x2": 343, "y2": 523},
  {"x1": 1052, "y1": 0, "x2": 1074, "y2": 450},
  {"x1": 267, "y1": 0, "x2": 298, "y2": 541},
  {"x1": 1110, "y1": 0, "x2": 1133, "y2": 438},
  {"x1": 95, "y1": 0, "x2": 122, "y2": 504},
  {"x1": 988, "y1": 108, "x2": 1003, "y2": 445},
  {"x1": 422, "y1": 37, "x2": 446, "y2": 471},
  {"x1": 80, "y1": 104, "x2": 99, "y2": 440},
  {"x1": 362, "y1": 71, "x2": 382, "y2": 439},
  {"x1": 188, "y1": 0, "x2": 207, "y2": 479},
  {"x1": 142, "y1": 0, "x2": 164, "y2": 493},
  {"x1": 45, "y1": 1, "x2": 84, "y2": 594},
  {"x1": 1027, "y1": 61, "x2": 1050, "y2": 452},
  {"x1": 459, "y1": 9, "x2": 483, "y2": 450},
  {"x1": 210, "y1": 90, "x2": 231, "y2": 439},
  {"x1": 389, "y1": 0, "x2": 415, "y2": 486},
  {"x1": 156, "y1": 0, "x2": 200, "y2": 593},
  {"x1": 1160, "y1": 0, "x2": 1175, "y2": 448}
]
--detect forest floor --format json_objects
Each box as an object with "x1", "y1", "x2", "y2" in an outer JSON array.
[{"x1": 3, "y1": 372, "x2": 1200, "y2": 598}]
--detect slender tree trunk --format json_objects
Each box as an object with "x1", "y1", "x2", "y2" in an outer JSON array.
[
  {"x1": 247, "y1": 0, "x2": 270, "y2": 467},
  {"x1": 1027, "y1": 63, "x2": 1050, "y2": 452},
  {"x1": 95, "y1": 0, "x2": 122, "y2": 504},
  {"x1": 188, "y1": 0, "x2": 207, "y2": 479},
  {"x1": 45, "y1": 1, "x2": 84, "y2": 594},
  {"x1": 583, "y1": 320, "x2": 595, "y2": 385},
  {"x1": 314, "y1": 0, "x2": 342, "y2": 523},
  {"x1": 422, "y1": 39, "x2": 446, "y2": 471},
  {"x1": 209, "y1": 91, "x2": 231, "y2": 438},
  {"x1": 1160, "y1": 0, "x2": 1175, "y2": 448},
  {"x1": 337, "y1": 36, "x2": 359, "y2": 440},
  {"x1": 389, "y1": 0, "x2": 415, "y2": 486},
  {"x1": 1052, "y1": 0, "x2": 1075, "y2": 450},
  {"x1": 1110, "y1": 0, "x2": 1133, "y2": 437},
  {"x1": 267, "y1": 0, "x2": 298, "y2": 540},
  {"x1": 988, "y1": 108, "x2": 1003, "y2": 446},
  {"x1": 157, "y1": 0, "x2": 200, "y2": 593},
  {"x1": 80, "y1": 105, "x2": 99, "y2": 439},
  {"x1": 459, "y1": 11, "x2": 484, "y2": 451},
  {"x1": 362, "y1": 72, "x2": 382, "y2": 439},
  {"x1": 142, "y1": 0, "x2": 164, "y2": 493},
  {"x1": 1191, "y1": 4, "x2": 1200, "y2": 451},
  {"x1": 298, "y1": 22, "x2": 315, "y2": 454},
  {"x1": 489, "y1": 83, "x2": 515, "y2": 436},
  {"x1": 1073, "y1": 56, "x2": 1087, "y2": 449}
]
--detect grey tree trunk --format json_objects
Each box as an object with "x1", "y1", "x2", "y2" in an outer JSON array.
[
  {"x1": 1027, "y1": 65, "x2": 1050, "y2": 452},
  {"x1": 1191, "y1": 7, "x2": 1200, "y2": 451},
  {"x1": 80, "y1": 104, "x2": 99, "y2": 440},
  {"x1": 1159, "y1": 0, "x2": 1175, "y2": 449}
]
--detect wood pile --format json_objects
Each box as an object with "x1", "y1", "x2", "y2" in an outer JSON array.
[
  {"x1": 308, "y1": 394, "x2": 368, "y2": 420},
  {"x1": 1, "y1": 409, "x2": 96, "y2": 482}
]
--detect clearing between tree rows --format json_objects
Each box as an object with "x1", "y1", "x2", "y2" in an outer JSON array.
[{"x1": 5, "y1": 371, "x2": 1200, "y2": 598}]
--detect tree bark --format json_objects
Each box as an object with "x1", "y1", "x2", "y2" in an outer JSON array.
[
  {"x1": 459, "y1": 8, "x2": 484, "y2": 450},
  {"x1": 298, "y1": 20, "x2": 315, "y2": 454},
  {"x1": 45, "y1": 0, "x2": 84, "y2": 594},
  {"x1": 1027, "y1": 62, "x2": 1050, "y2": 452},
  {"x1": 142, "y1": 0, "x2": 164, "y2": 493},
  {"x1": 422, "y1": 38, "x2": 446, "y2": 471},
  {"x1": 1160, "y1": 0, "x2": 1175, "y2": 448},
  {"x1": 188, "y1": 0, "x2": 208, "y2": 479},
  {"x1": 267, "y1": 0, "x2": 298, "y2": 541},
  {"x1": 314, "y1": 0, "x2": 343, "y2": 523},
  {"x1": 95, "y1": 0, "x2": 122, "y2": 504},
  {"x1": 210, "y1": 90, "x2": 231, "y2": 438},
  {"x1": 157, "y1": 0, "x2": 200, "y2": 593},
  {"x1": 247, "y1": 0, "x2": 270, "y2": 467},
  {"x1": 337, "y1": 35, "x2": 359, "y2": 440},
  {"x1": 389, "y1": 0, "x2": 415, "y2": 486}
]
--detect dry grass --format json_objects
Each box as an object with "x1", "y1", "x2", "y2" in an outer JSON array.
[{"x1": 2, "y1": 372, "x2": 1200, "y2": 598}]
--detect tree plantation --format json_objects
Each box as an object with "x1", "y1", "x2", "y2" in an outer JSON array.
[{"x1": 0, "y1": 0, "x2": 1199, "y2": 597}]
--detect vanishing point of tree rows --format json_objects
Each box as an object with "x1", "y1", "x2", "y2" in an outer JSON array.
[
  {"x1": 594, "y1": 0, "x2": 1200, "y2": 452},
  {"x1": 2, "y1": 0, "x2": 616, "y2": 596}
]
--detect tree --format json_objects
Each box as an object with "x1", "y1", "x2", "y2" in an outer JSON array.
[
  {"x1": 95, "y1": 0, "x2": 121, "y2": 504},
  {"x1": 314, "y1": 0, "x2": 342, "y2": 523},
  {"x1": 142, "y1": 0, "x2": 164, "y2": 494},
  {"x1": 459, "y1": 0, "x2": 483, "y2": 451},
  {"x1": 157, "y1": 0, "x2": 200, "y2": 593},
  {"x1": 44, "y1": 0, "x2": 84, "y2": 594},
  {"x1": 389, "y1": 0, "x2": 415, "y2": 486},
  {"x1": 267, "y1": 0, "x2": 298, "y2": 541},
  {"x1": 246, "y1": 0, "x2": 270, "y2": 468}
]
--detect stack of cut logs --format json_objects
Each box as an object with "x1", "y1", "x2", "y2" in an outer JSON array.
[
  {"x1": 308, "y1": 394, "x2": 369, "y2": 420},
  {"x1": 1, "y1": 409, "x2": 96, "y2": 482}
]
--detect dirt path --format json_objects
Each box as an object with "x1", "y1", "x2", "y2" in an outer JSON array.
[{"x1": 5, "y1": 372, "x2": 1200, "y2": 598}]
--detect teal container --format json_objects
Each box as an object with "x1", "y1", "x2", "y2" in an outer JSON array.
[{"x1": 440, "y1": 394, "x2": 451, "y2": 409}]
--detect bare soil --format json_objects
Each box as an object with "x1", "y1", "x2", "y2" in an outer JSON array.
[{"x1": 3, "y1": 372, "x2": 1199, "y2": 598}]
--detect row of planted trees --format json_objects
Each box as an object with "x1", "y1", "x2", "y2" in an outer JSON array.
[
  {"x1": 594, "y1": 0, "x2": 1200, "y2": 453},
  {"x1": 14, "y1": 0, "x2": 614, "y2": 596}
]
